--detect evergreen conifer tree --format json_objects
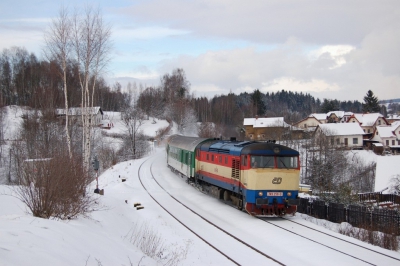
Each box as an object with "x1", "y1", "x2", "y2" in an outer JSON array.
[{"x1": 362, "y1": 90, "x2": 380, "y2": 113}]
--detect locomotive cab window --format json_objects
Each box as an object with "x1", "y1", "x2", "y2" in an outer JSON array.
[
  {"x1": 277, "y1": 156, "x2": 298, "y2": 169},
  {"x1": 251, "y1": 156, "x2": 274, "y2": 168}
]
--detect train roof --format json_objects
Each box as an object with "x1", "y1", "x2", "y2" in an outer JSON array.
[
  {"x1": 167, "y1": 134, "x2": 211, "y2": 152},
  {"x1": 199, "y1": 140, "x2": 299, "y2": 156}
]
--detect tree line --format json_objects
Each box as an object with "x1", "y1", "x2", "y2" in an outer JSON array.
[{"x1": 0, "y1": 47, "x2": 129, "y2": 111}]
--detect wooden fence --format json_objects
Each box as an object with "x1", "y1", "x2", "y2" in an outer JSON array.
[
  {"x1": 358, "y1": 192, "x2": 400, "y2": 205},
  {"x1": 297, "y1": 198, "x2": 400, "y2": 235}
]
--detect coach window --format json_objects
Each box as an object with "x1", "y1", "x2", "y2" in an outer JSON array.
[
  {"x1": 225, "y1": 156, "x2": 228, "y2": 165},
  {"x1": 219, "y1": 156, "x2": 222, "y2": 163},
  {"x1": 207, "y1": 154, "x2": 209, "y2": 161},
  {"x1": 212, "y1": 155, "x2": 214, "y2": 162}
]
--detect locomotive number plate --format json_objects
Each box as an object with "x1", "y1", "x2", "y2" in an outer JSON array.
[{"x1": 267, "y1": 192, "x2": 283, "y2": 196}]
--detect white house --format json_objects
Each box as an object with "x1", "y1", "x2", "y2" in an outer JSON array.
[
  {"x1": 347, "y1": 113, "x2": 390, "y2": 135},
  {"x1": 314, "y1": 123, "x2": 365, "y2": 148},
  {"x1": 56, "y1": 106, "x2": 104, "y2": 126},
  {"x1": 371, "y1": 121, "x2": 400, "y2": 153},
  {"x1": 293, "y1": 114, "x2": 323, "y2": 131}
]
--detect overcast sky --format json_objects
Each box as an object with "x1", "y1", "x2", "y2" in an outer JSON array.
[{"x1": 1, "y1": 0, "x2": 399, "y2": 102}]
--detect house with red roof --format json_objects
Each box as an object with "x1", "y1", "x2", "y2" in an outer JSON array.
[
  {"x1": 347, "y1": 113, "x2": 390, "y2": 136},
  {"x1": 371, "y1": 121, "x2": 400, "y2": 154}
]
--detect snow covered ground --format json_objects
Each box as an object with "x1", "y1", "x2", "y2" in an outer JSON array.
[
  {"x1": 2, "y1": 148, "x2": 400, "y2": 265},
  {"x1": 1, "y1": 106, "x2": 400, "y2": 265}
]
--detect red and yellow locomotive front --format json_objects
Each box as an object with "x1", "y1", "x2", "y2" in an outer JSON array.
[
  {"x1": 241, "y1": 145, "x2": 300, "y2": 216},
  {"x1": 195, "y1": 140, "x2": 300, "y2": 217}
]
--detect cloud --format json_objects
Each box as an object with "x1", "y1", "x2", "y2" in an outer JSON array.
[
  {"x1": 157, "y1": 36, "x2": 399, "y2": 101},
  {"x1": 114, "y1": 26, "x2": 190, "y2": 40},
  {"x1": 261, "y1": 78, "x2": 341, "y2": 93},
  {"x1": 120, "y1": 0, "x2": 400, "y2": 45}
]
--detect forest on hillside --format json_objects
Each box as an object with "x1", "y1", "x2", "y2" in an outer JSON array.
[{"x1": 0, "y1": 47, "x2": 394, "y2": 137}]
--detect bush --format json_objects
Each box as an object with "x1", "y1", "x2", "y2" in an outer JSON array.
[{"x1": 14, "y1": 149, "x2": 95, "y2": 219}]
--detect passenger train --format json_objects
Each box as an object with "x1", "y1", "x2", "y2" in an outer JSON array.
[{"x1": 166, "y1": 134, "x2": 300, "y2": 216}]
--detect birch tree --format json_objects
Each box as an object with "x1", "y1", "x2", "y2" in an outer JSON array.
[
  {"x1": 44, "y1": 6, "x2": 73, "y2": 158},
  {"x1": 71, "y1": 6, "x2": 112, "y2": 170}
]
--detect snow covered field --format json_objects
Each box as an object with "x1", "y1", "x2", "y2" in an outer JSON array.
[
  {"x1": 1, "y1": 106, "x2": 400, "y2": 265},
  {"x1": 2, "y1": 149, "x2": 400, "y2": 265}
]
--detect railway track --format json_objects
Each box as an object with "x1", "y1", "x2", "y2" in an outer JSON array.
[
  {"x1": 266, "y1": 217, "x2": 400, "y2": 265},
  {"x1": 138, "y1": 152, "x2": 400, "y2": 265},
  {"x1": 137, "y1": 157, "x2": 284, "y2": 265}
]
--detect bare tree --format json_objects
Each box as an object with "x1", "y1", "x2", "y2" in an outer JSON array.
[
  {"x1": 121, "y1": 106, "x2": 146, "y2": 159},
  {"x1": 71, "y1": 5, "x2": 112, "y2": 170},
  {"x1": 44, "y1": 6, "x2": 73, "y2": 158}
]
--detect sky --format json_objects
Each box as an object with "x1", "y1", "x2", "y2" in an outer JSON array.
[
  {"x1": 2, "y1": 106, "x2": 400, "y2": 265},
  {"x1": 0, "y1": 1, "x2": 399, "y2": 102}
]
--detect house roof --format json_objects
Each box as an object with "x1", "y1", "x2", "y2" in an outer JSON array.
[
  {"x1": 376, "y1": 124, "x2": 400, "y2": 138},
  {"x1": 350, "y1": 113, "x2": 385, "y2": 127},
  {"x1": 310, "y1": 113, "x2": 327, "y2": 121},
  {"x1": 244, "y1": 117, "x2": 290, "y2": 128},
  {"x1": 327, "y1": 111, "x2": 345, "y2": 118},
  {"x1": 293, "y1": 115, "x2": 321, "y2": 127},
  {"x1": 56, "y1": 107, "x2": 103, "y2": 116},
  {"x1": 317, "y1": 123, "x2": 365, "y2": 136}
]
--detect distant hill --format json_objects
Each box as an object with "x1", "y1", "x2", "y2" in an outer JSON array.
[{"x1": 380, "y1": 98, "x2": 400, "y2": 104}]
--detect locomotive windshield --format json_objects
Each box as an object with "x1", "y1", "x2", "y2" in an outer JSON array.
[{"x1": 251, "y1": 155, "x2": 298, "y2": 169}]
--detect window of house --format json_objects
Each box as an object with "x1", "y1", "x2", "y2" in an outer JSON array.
[
  {"x1": 353, "y1": 138, "x2": 358, "y2": 144},
  {"x1": 368, "y1": 129, "x2": 370, "y2": 133},
  {"x1": 336, "y1": 138, "x2": 340, "y2": 145},
  {"x1": 386, "y1": 140, "x2": 389, "y2": 145},
  {"x1": 344, "y1": 138, "x2": 348, "y2": 146},
  {"x1": 392, "y1": 140, "x2": 395, "y2": 145},
  {"x1": 398, "y1": 140, "x2": 400, "y2": 145},
  {"x1": 363, "y1": 129, "x2": 366, "y2": 133},
  {"x1": 378, "y1": 120, "x2": 381, "y2": 125}
]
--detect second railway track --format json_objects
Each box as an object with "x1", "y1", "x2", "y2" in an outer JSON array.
[
  {"x1": 136, "y1": 152, "x2": 400, "y2": 266},
  {"x1": 138, "y1": 157, "x2": 284, "y2": 265}
]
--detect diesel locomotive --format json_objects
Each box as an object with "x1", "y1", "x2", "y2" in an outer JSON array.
[{"x1": 166, "y1": 134, "x2": 300, "y2": 216}]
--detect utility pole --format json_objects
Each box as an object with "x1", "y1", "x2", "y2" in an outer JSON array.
[{"x1": 92, "y1": 156, "x2": 100, "y2": 193}]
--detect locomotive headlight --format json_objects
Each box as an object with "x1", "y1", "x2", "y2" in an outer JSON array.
[
  {"x1": 287, "y1": 192, "x2": 292, "y2": 197},
  {"x1": 258, "y1": 191, "x2": 263, "y2": 197}
]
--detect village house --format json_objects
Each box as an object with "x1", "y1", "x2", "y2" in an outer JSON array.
[
  {"x1": 370, "y1": 121, "x2": 400, "y2": 154},
  {"x1": 387, "y1": 114, "x2": 400, "y2": 124},
  {"x1": 326, "y1": 111, "x2": 345, "y2": 123},
  {"x1": 293, "y1": 114, "x2": 324, "y2": 132},
  {"x1": 55, "y1": 106, "x2": 104, "y2": 127},
  {"x1": 347, "y1": 113, "x2": 390, "y2": 136},
  {"x1": 314, "y1": 123, "x2": 365, "y2": 149},
  {"x1": 243, "y1": 117, "x2": 302, "y2": 141}
]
